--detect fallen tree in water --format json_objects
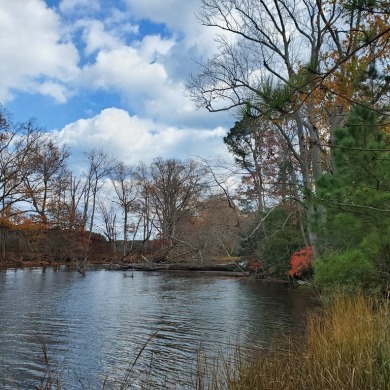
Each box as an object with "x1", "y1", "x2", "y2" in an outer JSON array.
[{"x1": 107, "y1": 260, "x2": 250, "y2": 276}]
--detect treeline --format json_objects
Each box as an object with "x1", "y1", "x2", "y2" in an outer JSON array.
[
  {"x1": 1, "y1": 1, "x2": 390, "y2": 291},
  {"x1": 0, "y1": 108, "x2": 248, "y2": 265},
  {"x1": 0, "y1": 103, "x2": 308, "y2": 270}
]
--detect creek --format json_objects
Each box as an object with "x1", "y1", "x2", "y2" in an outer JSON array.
[{"x1": 0, "y1": 268, "x2": 315, "y2": 389}]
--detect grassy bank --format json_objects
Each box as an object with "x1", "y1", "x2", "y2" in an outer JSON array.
[
  {"x1": 36, "y1": 294, "x2": 390, "y2": 389},
  {"x1": 196, "y1": 294, "x2": 390, "y2": 390}
]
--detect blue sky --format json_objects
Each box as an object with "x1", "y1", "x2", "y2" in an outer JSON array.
[{"x1": 0, "y1": 0, "x2": 232, "y2": 168}]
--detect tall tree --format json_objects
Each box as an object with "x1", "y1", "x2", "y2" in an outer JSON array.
[
  {"x1": 149, "y1": 158, "x2": 208, "y2": 256},
  {"x1": 23, "y1": 137, "x2": 70, "y2": 224},
  {"x1": 99, "y1": 200, "x2": 118, "y2": 255},
  {"x1": 187, "y1": 0, "x2": 390, "y2": 255},
  {"x1": 317, "y1": 105, "x2": 390, "y2": 251},
  {"x1": 82, "y1": 149, "x2": 116, "y2": 234},
  {"x1": 134, "y1": 162, "x2": 154, "y2": 247},
  {"x1": 0, "y1": 112, "x2": 42, "y2": 219},
  {"x1": 110, "y1": 162, "x2": 139, "y2": 256},
  {"x1": 224, "y1": 114, "x2": 296, "y2": 211},
  {"x1": 0, "y1": 109, "x2": 43, "y2": 258},
  {"x1": 314, "y1": 104, "x2": 390, "y2": 289}
]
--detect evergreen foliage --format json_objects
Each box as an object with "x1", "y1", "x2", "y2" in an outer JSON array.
[{"x1": 315, "y1": 106, "x2": 390, "y2": 290}]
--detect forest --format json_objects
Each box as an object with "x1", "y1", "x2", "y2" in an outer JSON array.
[{"x1": 0, "y1": 0, "x2": 389, "y2": 292}]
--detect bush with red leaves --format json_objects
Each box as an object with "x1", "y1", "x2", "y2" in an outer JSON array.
[{"x1": 288, "y1": 247, "x2": 314, "y2": 278}]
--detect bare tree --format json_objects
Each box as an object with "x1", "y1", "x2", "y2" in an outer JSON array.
[
  {"x1": 0, "y1": 113, "x2": 42, "y2": 217},
  {"x1": 149, "y1": 158, "x2": 209, "y2": 258},
  {"x1": 179, "y1": 196, "x2": 244, "y2": 263},
  {"x1": 66, "y1": 173, "x2": 85, "y2": 230},
  {"x1": 0, "y1": 109, "x2": 44, "y2": 258},
  {"x1": 82, "y1": 149, "x2": 116, "y2": 234},
  {"x1": 23, "y1": 137, "x2": 70, "y2": 224},
  {"x1": 110, "y1": 162, "x2": 139, "y2": 256},
  {"x1": 81, "y1": 149, "x2": 116, "y2": 263},
  {"x1": 132, "y1": 162, "x2": 155, "y2": 256},
  {"x1": 99, "y1": 200, "x2": 118, "y2": 256}
]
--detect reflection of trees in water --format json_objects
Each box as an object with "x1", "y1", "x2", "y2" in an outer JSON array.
[
  {"x1": 234, "y1": 281, "x2": 317, "y2": 349},
  {"x1": 0, "y1": 270, "x2": 315, "y2": 388}
]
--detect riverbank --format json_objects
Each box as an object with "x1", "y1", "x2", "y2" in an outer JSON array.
[
  {"x1": 1, "y1": 257, "x2": 263, "y2": 278},
  {"x1": 4, "y1": 265, "x2": 387, "y2": 389},
  {"x1": 0, "y1": 257, "x2": 60, "y2": 270},
  {"x1": 33, "y1": 293, "x2": 390, "y2": 389},
  {"x1": 197, "y1": 294, "x2": 390, "y2": 390}
]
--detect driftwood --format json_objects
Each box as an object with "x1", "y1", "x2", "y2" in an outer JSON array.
[{"x1": 110, "y1": 261, "x2": 249, "y2": 276}]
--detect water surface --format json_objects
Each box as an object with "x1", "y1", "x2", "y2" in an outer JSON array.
[{"x1": 0, "y1": 268, "x2": 315, "y2": 389}]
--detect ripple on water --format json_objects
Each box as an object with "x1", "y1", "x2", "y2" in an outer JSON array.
[{"x1": 0, "y1": 269, "x2": 315, "y2": 389}]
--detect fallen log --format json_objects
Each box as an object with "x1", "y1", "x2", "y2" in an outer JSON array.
[{"x1": 107, "y1": 261, "x2": 249, "y2": 275}]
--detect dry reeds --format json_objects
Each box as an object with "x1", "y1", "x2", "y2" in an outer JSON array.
[
  {"x1": 33, "y1": 295, "x2": 390, "y2": 389},
  {"x1": 202, "y1": 294, "x2": 390, "y2": 390}
]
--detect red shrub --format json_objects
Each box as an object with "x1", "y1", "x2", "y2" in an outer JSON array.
[{"x1": 288, "y1": 247, "x2": 314, "y2": 277}]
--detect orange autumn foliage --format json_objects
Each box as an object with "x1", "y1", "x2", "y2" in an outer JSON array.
[{"x1": 288, "y1": 247, "x2": 314, "y2": 277}]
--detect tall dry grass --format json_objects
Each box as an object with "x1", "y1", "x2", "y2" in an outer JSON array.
[
  {"x1": 33, "y1": 295, "x2": 390, "y2": 389},
  {"x1": 204, "y1": 294, "x2": 390, "y2": 390}
]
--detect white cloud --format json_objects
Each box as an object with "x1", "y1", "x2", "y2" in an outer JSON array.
[
  {"x1": 76, "y1": 35, "x2": 229, "y2": 128},
  {"x1": 79, "y1": 19, "x2": 124, "y2": 55},
  {"x1": 0, "y1": 0, "x2": 232, "y2": 143},
  {"x1": 56, "y1": 107, "x2": 227, "y2": 167},
  {"x1": 125, "y1": 0, "x2": 219, "y2": 57},
  {"x1": 37, "y1": 82, "x2": 70, "y2": 103},
  {"x1": 0, "y1": 0, "x2": 79, "y2": 102},
  {"x1": 74, "y1": 15, "x2": 139, "y2": 57},
  {"x1": 135, "y1": 35, "x2": 175, "y2": 62},
  {"x1": 79, "y1": 45, "x2": 169, "y2": 93}
]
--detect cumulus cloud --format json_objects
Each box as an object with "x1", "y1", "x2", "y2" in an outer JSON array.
[
  {"x1": 55, "y1": 107, "x2": 227, "y2": 168},
  {"x1": 76, "y1": 33, "x2": 228, "y2": 128},
  {"x1": 75, "y1": 16, "x2": 139, "y2": 57},
  {"x1": 0, "y1": 0, "x2": 79, "y2": 102},
  {"x1": 124, "y1": 0, "x2": 220, "y2": 57},
  {"x1": 36, "y1": 81, "x2": 70, "y2": 103},
  {"x1": 78, "y1": 45, "x2": 169, "y2": 96},
  {"x1": 1, "y1": 0, "x2": 232, "y2": 161},
  {"x1": 78, "y1": 19, "x2": 123, "y2": 55}
]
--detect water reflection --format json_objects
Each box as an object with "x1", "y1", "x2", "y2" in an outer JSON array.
[{"x1": 0, "y1": 269, "x2": 315, "y2": 389}]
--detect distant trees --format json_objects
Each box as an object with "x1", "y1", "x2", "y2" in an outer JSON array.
[
  {"x1": 148, "y1": 158, "x2": 208, "y2": 257},
  {"x1": 224, "y1": 115, "x2": 280, "y2": 211},
  {"x1": 181, "y1": 196, "x2": 243, "y2": 263},
  {"x1": 0, "y1": 112, "x2": 42, "y2": 221},
  {"x1": 110, "y1": 162, "x2": 139, "y2": 256},
  {"x1": 82, "y1": 149, "x2": 116, "y2": 235},
  {"x1": 23, "y1": 137, "x2": 70, "y2": 224},
  {"x1": 0, "y1": 108, "x2": 46, "y2": 257}
]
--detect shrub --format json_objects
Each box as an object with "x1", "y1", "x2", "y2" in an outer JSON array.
[
  {"x1": 288, "y1": 247, "x2": 313, "y2": 278},
  {"x1": 314, "y1": 248, "x2": 376, "y2": 290}
]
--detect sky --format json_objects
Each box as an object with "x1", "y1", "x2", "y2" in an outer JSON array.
[{"x1": 0, "y1": 0, "x2": 233, "y2": 170}]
